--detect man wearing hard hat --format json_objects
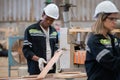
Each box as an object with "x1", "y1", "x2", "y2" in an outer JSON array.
[
  {"x1": 22, "y1": 4, "x2": 59, "y2": 75},
  {"x1": 85, "y1": 1, "x2": 120, "y2": 80}
]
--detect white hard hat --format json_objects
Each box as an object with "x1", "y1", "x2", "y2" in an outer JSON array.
[
  {"x1": 43, "y1": 3, "x2": 59, "y2": 19},
  {"x1": 94, "y1": 1, "x2": 119, "y2": 18}
]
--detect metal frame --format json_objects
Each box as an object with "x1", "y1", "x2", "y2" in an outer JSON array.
[{"x1": 8, "y1": 36, "x2": 24, "y2": 77}]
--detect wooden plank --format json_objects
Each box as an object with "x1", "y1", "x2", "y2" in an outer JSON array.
[
  {"x1": 69, "y1": 28, "x2": 120, "y2": 33},
  {"x1": 53, "y1": 72, "x2": 86, "y2": 79},
  {"x1": 69, "y1": 28, "x2": 91, "y2": 33},
  {"x1": 37, "y1": 49, "x2": 65, "y2": 79}
]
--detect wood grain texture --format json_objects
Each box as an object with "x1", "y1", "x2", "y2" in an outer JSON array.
[
  {"x1": 53, "y1": 72, "x2": 86, "y2": 79},
  {"x1": 37, "y1": 50, "x2": 63, "y2": 79}
]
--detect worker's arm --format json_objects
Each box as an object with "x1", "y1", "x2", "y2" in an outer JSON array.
[{"x1": 22, "y1": 27, "x2": 37, "y2": 60}]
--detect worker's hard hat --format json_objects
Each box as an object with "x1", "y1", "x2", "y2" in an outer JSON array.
[
  {"x1": 43, "y1": 3, "x2": 59, "y2": 19},
  {"x1": 94, "y1": 1, "x2": 119, "y2": 18}
]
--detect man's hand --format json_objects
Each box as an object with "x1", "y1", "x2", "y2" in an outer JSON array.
[{"x1": 38, "y1": 58, "x2": 47, "y2": 71}]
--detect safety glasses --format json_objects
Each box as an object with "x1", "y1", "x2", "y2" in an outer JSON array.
[{"x1": 107, "y1": 17, "x2": 119, "y2": 21}]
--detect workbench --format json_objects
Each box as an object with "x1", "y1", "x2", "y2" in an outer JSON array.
[{"x1": 0, "y1": 72, "x2": 87, "y2": 80}]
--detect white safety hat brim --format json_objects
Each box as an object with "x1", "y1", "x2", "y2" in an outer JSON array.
[
  {"x1": 43, "y1": 4, "x2": 59, "y2": 19},
  {"x1": 93, "y1": 1, "x2": 119, "y2": 18}
]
